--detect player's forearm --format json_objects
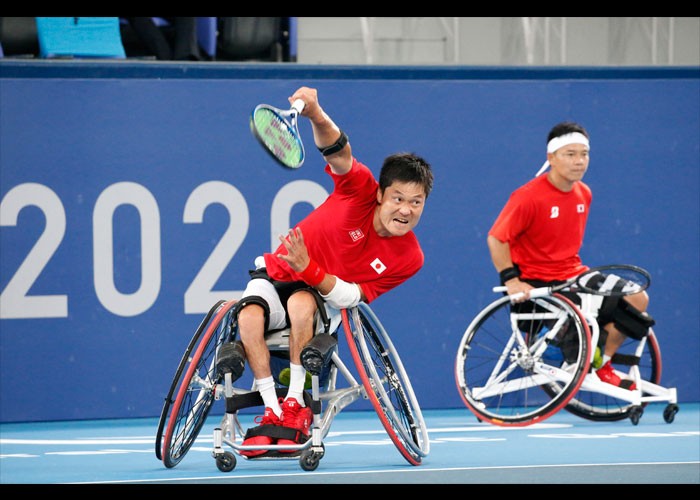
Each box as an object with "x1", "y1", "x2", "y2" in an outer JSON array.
[
  {"x1": 309, "y1": 109, "x2": 340, "y2": 147},
  {"x1": 316, "y1": 274, "x2": 365, "y2": 309}
]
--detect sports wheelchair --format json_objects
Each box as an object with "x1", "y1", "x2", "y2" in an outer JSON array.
[
  {"x1": 454, "y1": 265, "x2": 679, "y2": 427},
  {"x1": 155, "y1": 298, "x2": 430, "y2": 472}
]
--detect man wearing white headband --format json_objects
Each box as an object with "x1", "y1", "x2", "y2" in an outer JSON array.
[{"x1": 487, "y1": 121, "x2": 652, "y2": 390}]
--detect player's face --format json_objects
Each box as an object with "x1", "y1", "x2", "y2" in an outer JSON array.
[
  {"x1": 374, "y1": 181, "x2": 426, "y2": 237},
  {"x1": 548, "y1": 143, "x2": 590, "y2": 186}
]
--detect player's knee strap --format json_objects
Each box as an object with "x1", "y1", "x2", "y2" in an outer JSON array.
[
  {"x1": 235, "y1": 295, "x2": 271, "y2": 333},
  {"x1": 609, "y1": 299, "x2": 655, "y2": 340}
]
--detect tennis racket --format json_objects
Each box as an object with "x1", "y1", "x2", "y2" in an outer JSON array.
[
  {"x1": 571, "y1": 265, "x2": 650, "y2": 297},
  {"x1": 250, "y1": 98, "x2": 306, "y2": 169},
  {"x1": 495, "y1": 265, "x2": 651, "y2": 299}
]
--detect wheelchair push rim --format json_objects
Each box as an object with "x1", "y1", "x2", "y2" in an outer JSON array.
[
  {"x1": 342, "y1": 303, "x2": 430, "y2": 465},
  {"x1": 158, "y1": 299, "x2": 237, "y2": 468}
]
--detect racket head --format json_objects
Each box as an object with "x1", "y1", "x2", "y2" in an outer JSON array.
[
  {"x1": 575, "y1": 265, "x2": 651, "y2": 296},
  {"x1": 250, "y1": 104, "x2": 304, "y2": 169}
]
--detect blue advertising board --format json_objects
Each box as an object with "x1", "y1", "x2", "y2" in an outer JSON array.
[{"x1": 1, "y1": 62, "x2": 698, "y2": 422}]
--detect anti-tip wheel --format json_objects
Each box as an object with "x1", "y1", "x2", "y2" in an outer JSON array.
[
  {"x1": 215, "y1": 451, "x2": 236, "y2": 472},
  {"x1": 663, "y1": 403, "x2": 679, "y2": 423},
  {"x1": 299, "y1": 447, "x2": 324, "y2": 471},
  {"x1": 629, "y1": 406, "x2": 643, "y2": 425}
]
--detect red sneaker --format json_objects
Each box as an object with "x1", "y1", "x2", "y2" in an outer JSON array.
[
  {"x1": 595, "y1": 361, "x2": 636, "y2": 391},
  {"x1": 240, "y1": 407, "x2": 281, "y2": 457},
  {"x1": 279, "y1": 398, "x2": 312, "y2": 452}
]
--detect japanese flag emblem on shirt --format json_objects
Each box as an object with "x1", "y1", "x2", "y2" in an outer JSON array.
[{"x1": 371, "y1": 258, "x2": 387, "y2": 274}]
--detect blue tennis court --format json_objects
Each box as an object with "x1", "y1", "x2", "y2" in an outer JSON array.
[{"x1": 2, "y1": 402, "x2": 698, "y2": 484}]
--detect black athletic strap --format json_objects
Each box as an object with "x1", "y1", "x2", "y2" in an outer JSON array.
[{"x1": 317, "y1": 129, "x2": 348, "y2": 156}]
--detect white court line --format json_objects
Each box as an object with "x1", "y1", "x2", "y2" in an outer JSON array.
[
  {"x1": 68, "y1": 461, "x2": 700, "y2": 484},
  {"x1": 0, "y1": 422, "x2": 572, "y2": 446}
]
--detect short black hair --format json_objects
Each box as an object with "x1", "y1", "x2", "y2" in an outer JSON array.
[
  {"x1": 547, "y1": 121, "x2": 589, "y2": 144},
  {"x1": 379, "y1": 153, "x2": 434, "y2": 198}
]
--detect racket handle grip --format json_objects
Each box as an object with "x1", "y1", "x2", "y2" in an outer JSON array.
[
  {"x1": 492, "y1": 286, "x2": 549, "y2": 299},
  {"x1": 291, "y1": 98, "x2": 306, "y2": 114}
]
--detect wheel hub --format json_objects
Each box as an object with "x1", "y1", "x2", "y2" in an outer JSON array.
[{"x1": 510, "y1": 345, "x2": 535, "y2": 371}]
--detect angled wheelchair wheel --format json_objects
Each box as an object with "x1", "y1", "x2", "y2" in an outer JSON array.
[
  {"x1": 555, "y1": 329, "x2": 662, "y2": 421},
  {"x1": 156, "y1": 299, "x2": 238, "y2": 468},
  {"x1": 455, "y1": 293, "x2": 591, "y2": 426},
  {"x1": 342, "y1": 303, "x2": 430, "y2": 466}
]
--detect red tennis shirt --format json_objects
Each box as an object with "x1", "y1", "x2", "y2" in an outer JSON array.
[
  {"x1": 264, "y1": 158, "x2": 424, "y2": 303},
  {"x1": 489, "y1": 174, "x2": 592, "y2": 281}
]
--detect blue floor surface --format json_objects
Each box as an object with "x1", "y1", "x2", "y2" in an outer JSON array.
[{"x1": 1, "y1": 403, "x2": 698, "y2": 484}]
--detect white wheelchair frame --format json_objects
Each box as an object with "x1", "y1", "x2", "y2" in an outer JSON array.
[
  {"x1": 455, "y1": 285, "x2": 678, "y2": 426},
  {"x1": 552, "y1": 290, "x2": 678, "y2": 424}
]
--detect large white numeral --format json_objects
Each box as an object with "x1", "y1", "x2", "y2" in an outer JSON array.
[
  {"x1": 93, "y1": 182, "x2": 161, "y2": 317},
  {"x1": 1, "y1": 179, "x2": 331, "y2": 319},
  {"x1": 0, "y1": 183, "x2": 68, "y2": 318},
  {"x1": 183, "y1": 181, "x2": 249, "y2": 314},
  {"x1": 270, "y1": 180, "x2": 329, "y2": 252}
]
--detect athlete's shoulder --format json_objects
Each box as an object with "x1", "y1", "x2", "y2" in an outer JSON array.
[
  {"x1": 401, "y1": 232, "x2": 424, "y2": 268},
  {"x1": 573, "y1": 180, "x2": 592, "y2": 200},
  {"x1": 508, "y1": 175, "x2": 544, "y2": 203}
]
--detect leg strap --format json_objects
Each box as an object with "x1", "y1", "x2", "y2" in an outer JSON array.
[
  {"x1": 609, "y1": 298, "x2": 655, "y2": 340},
  {"x1": 234, "y1": 294, "x2": 271, "y2": 334}
]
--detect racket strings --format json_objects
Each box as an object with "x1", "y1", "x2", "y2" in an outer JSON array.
[
  {"x1": 578, "y1": 268, "x2": 648, "y2": 295},
  {"x1": 253, "y1": 109, "x2": 302, "y2": 166}
]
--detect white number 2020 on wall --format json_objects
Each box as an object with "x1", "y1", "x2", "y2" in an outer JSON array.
[{"x1": 0, "y1": 180, "x2": 328, "y2": 319}]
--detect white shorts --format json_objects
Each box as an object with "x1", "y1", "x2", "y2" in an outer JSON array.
[{"x1": 241, "y1": 277, "x2": 288, "y2": 331}]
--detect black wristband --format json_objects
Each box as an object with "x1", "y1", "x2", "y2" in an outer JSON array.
[
  {"x1": 317, "y1": 129, "x2": 348, "y2": 156},
  {"x1": 499, "y1": 266, "x2": 521, "y2": 285}
]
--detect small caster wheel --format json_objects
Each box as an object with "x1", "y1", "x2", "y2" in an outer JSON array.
[
  {"x1": 216, "y1": 451, "x2": 236, "y2": 472},
  {"x1": 663, "y1": 403, "x2": 679, "y2": 423},
  {"x1": 629, "y1": 406, "x2": 643, "y2": 425},
  {"x1": 299, "y1": 446, "x2": 324, "y2": 472}
]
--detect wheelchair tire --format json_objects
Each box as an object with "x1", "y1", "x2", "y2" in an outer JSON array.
[
  {"x1": 156, "y1": 299, "x2": 238, "y2": 468},
  {"x1": 342, "y1": 303, "x2": 430, "y2": 466},
  {"x1": 455, "y1": 293, "x2": 591, "y2": 426},
  {"x1": 552, "y1": 329, "x2": 663, "y2": 422}
]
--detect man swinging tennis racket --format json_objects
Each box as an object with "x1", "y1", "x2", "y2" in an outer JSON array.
[{"x1": 236, "y1": 86, "x2": 434, "y2": 455}]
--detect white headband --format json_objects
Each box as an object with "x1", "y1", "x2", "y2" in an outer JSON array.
[{"x1": 535, "y1": 132, "x2": 590, "y2": 177}]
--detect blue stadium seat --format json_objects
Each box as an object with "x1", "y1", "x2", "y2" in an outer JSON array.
[{"x1": 36, "y1": 17, "x2": 125, "y2": 59}]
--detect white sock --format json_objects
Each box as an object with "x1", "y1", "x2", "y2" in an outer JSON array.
[
  {"x1": 285, "y1": 363, "x2": 307, "y2": 407},
  {"x1": 602, "y1": 355, "x2": 611, "y2": 366},
  {"x1": 256, "y1": 376, "x2": 281, "y2": 417}
]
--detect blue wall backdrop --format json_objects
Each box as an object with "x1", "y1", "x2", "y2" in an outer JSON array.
[{"x1": 1, "y1": 62, "x2": 698, "y2": 422}]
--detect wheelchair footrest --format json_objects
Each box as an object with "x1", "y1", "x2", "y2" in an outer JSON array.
[
  {"x1": 244, "y1": 450, "x2": 303, "y2": 459},
  {"x1": 243, "y1": 424, "x2": 309, "y2": 445}
]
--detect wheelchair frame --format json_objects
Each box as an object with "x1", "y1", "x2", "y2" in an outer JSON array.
[
  {"x1": 156, "y1": 298, "x2": 430, "y2": 472},
  {"x1": 455, "y1": 285, "x2": 678, "y2": 426}
]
